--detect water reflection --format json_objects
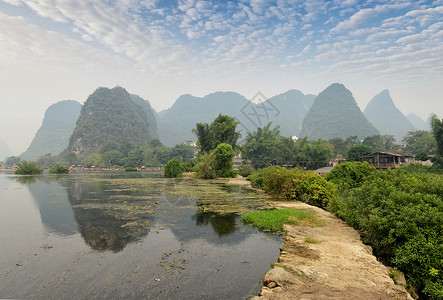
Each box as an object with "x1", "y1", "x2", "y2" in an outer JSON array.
[
  {"x1": 193, "y1": 212, "x2": 237, "y2": 237},
  {"x1": 13, "y1": 174, "x2": 272, "y2": 252},
  {"x1": 2, "y1": 172, "x2": 281, "y2": 300}
]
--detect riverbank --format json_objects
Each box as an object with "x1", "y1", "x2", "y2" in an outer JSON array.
[{"x1": 227, "y1": 176, "x2": 412, "y2": 299}]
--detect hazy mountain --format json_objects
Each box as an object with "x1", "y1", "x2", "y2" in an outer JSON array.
[
  {"x1": 407, "y1": 113, "x2": 428, "y2": 131},
  {"x1": 300, "y1": 83, "x2": 379, "y2": 140},
  {"x1": 0, "y1": 140, "x2": 13, "y2": 161},
  {"x1": 158, "y1": 90, "x2": 314, "y2": 146},
  {"x1": 20, "y1": 100, "x2": 81, "y2": 160},
  {"x1": 66, "y1": 87, "x2": 156, "y2": 154},
  {"x1": 363, "y1": 90, "x2": 414, "y2": 141},
  {"x1": 263, "y1": 90, "x2": 315, "y2": 137},
  {"x1": 158, "y1": 92, "x2": 250, "y2": 146},
  {"x1": 427, "y1": 113, "x2": 438, "y2": 131}
]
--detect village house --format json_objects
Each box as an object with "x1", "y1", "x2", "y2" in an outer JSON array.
[{"x1": 361, "y1": 151, "x2": 415, "y2": 169}]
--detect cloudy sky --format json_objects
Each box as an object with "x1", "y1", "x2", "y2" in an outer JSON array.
[{"x1": 0, "y1": 0, "x2": 442, "y2": 155}]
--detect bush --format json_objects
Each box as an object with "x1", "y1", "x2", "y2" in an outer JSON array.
[
  {"x1": 283, "y1": 171, "x2": 336, "y2": 208},
  {"x1": 125, "y1": 167, "x2": 139, "y2": 172},
  {"x1": 237, "y1": 165, "x2": 255, "y2": 177},
  {"x1": 164, "y1": 159, "x2": 183, "y2": 178},
  {"x1": 329, "y1": 168, "x2": 443, "y2": 298},
  {"x1": 195, "y1": 143, "x2": 236, "y2": 179},
  {"x1": 48, "y1": 164, "x2": 70, "y2": 174},
  {"x1": 247, "y1": 169, "x2": 265, "y2": 189},
  {"x1": 195, "y1": 152, "x2": 217, "y2": 179},
  {"x1": 14, "y1": 161, "x2": 43, "y2": 175},
  {"x1": 325, "y1": 161, "x2": 377, "y2": 190},
  {"x1": 249, "y1": 166, "x2": 336, "y2": 209}
]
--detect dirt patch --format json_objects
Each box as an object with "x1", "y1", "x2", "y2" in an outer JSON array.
[{"x1": 253, "y1": 201, "x2": 413, "y2": 300}]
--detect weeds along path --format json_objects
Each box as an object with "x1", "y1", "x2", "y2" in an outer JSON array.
[{"x1": 252, "y1": 201, "x2": 413, "y2": 300}]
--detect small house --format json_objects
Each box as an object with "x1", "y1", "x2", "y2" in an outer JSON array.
[{"x1": 361, "y1": 151, "x2": 414, "y2": 169}]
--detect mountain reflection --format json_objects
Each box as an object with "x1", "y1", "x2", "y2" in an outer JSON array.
[{"x1": 15, "y1": 173, "x2": 270, "y2": 252}]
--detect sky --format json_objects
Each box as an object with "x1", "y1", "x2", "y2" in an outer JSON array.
[{"x1": 0, "y1": 0, "x2": 442, "y2": 155}]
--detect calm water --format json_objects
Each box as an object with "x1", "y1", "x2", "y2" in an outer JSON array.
[{"x1": 0, "y1": 171, "x2": 281, "y2": 299}]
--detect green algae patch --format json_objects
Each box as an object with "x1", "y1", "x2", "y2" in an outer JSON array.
[{"x1": 241, "y1": 208, "x2": 324, "y2": 233}]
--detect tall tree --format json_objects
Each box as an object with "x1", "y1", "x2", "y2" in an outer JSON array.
[
  {"x1": 193, "y1": 114, "x2": 240, "y2": 153},
  {"x1": 431, "y1": 116, "x2": 443, "y2": 169},
  {"x1": 402, "y1": 130, "x2": 436, "y2": 155}
]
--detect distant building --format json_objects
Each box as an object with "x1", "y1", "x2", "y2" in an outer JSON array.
[{"x1": 361, "y1": 151, "x2": 415, "y2": 169}]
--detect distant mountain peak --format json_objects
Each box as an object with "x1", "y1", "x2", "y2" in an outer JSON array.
[
  {"x1": 65, "y1": 86, "x2": 157, "y2": 154},
  {"x1": 364, "y1": 90, "x2": 414, "y2": 140},
  {"x1": 300, "y1": 83, "x2": 378, "y2": 140},
  {"x1": 20, "y1": 100, "x2": 81, "y2": 160}
]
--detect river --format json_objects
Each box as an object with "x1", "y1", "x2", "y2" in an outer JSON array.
[{"x1": 0, "y1": 170, "x2": 281, "y2": 299}]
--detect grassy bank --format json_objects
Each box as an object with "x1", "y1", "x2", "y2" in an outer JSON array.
[{"x1": 241, "y1": 208, "x2": 324, "y2": 233}]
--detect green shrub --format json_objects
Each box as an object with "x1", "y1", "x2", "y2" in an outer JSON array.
[
  {"x1": 247, "y1": 169, "x2": 265, "y2": 189},
  {"x1": 195, "y1": 143, "x2": 236, "y2": 179},
  {"x1": 213, "y1": 143, "x2": 236, "y2": 178},
  {"x1": 125, "y1": 167, "x2": 139, "y2": 172},
  {"x1": 195, "y1": 152, "x2": 217, "y2": 179},
  {"x1": 237, "y1": 165, "x2": 255, "y2": 177},
  {"x1": 329, "y1": 168, "x2": 443, "y2": 298},
  {"x1": 283, "y1": 171, "x2": 336, "y2": 208},
  {"x1": 326, "y1": 161, "x2": 377, "y2": 190},
  {"x1": 48, "y1": 164, "x2": 70, "y2": 174},
  {"x1": 14, "y1": 161, "x2": 43, "y2": 175},
  {"x1": 256, "y1": 166, "x2": 336, "y2": 208},
  {"x1": 164, "y1": 159, "x2": 183, "y2": 178}
]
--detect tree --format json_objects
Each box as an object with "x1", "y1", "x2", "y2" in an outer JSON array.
[
  {"x1": 431, "y1": 116, "x2": 443, "y2": 169},
  {"x1": 15, "y1": 161, "x2": 43, "y2": 175},
  {"x1": 102, "y1": 150, "x2": 123, "y2": 167},
  {"x1": 212, "y1": 143, "x2": 236, "y2": 177},
  {"x1": 415, "y1": 152, "x2": 429, "y2": 161},
  {"x1": 164, "y1": 159, "x2": 183, "y2": 178},
  {"x1": 346, "y1": 144, "x2": 373, "y2": 162},
  {"x1": 245, "y1": 123, "x2": 281, "y2": 168},
  {"x1": 193, "y1": 114, "x2": 240, "y2": 153},
  {"x1": 402, "y1": 130, "x2": 436, "y2": 155},
  {"x1": 363, "y1": 135, "x2": 398, "y2": 152},
  {"x1": 328, "y1": 137, "x2": 347, "y2": 156}
]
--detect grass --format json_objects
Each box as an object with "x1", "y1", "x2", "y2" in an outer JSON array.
[
  {"x1": 304, "y1": 237, "x2": 322, "y2": 244},
  {"x1": 241, "y1": 208, "x2": 324, "y2": 233}
]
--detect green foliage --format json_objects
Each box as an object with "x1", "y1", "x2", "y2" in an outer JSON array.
[
  {"x1": 212, "y1": 143, "x2": 236, "y2": 177},
  {"x1": 402, "y1": 130, "x2": 436, "y2": 155},
  {"x1": 36, "y1": 153, "x2": 57, "y2": 167},
  {"x1": 195, "y1": 152, "x2": 217, "y2": 179},
  {"x1": 14, "y1": 161, "x2": 43, "y2": 175},
  {"x1": 431, "y1": 116, "x2": 443, "y2": 170},
  {"x1": 362, "y1": 134, "x2": 398, "y2": 152},
  {"x1": 237, "y1": 165, "x2": 255, "y2": 177},
  {"x1": 194, "y1": 143, "x2": 236, "y2": 179},
  {"x1": 193, "y1": 114, "x2": 240, "y2": 153},
  {"x1": 329, "y1": 168, "x2": 443, "y2": 298},
  {"x1": 247, "y1": 169, "x2": 265, "y2": 189},
  {"x1": 254, "y1": 166, "x2": 336, "y2": 209},
  {"x1": 164, "y1": 159, "x2": 184, "y2": 178},
  {"x1": 326, "y1": 161, "x2": 377, "y2": 190},
  {"x1": 241, "y1": 208, "x2": 324, "y2": 233},
  {"x1": 125, "y1": 167, "x2": 139, "y2": 172},
  {"x1": 346, "y1": 143, "x2": 373, "y2": 161},
  {"x1": 48, "y1": 164, "x2": 69, "y2": 174},
  {"x1": 416, "y1": 152, "x2": 429, "y2": 161},
  {"x1": 244, "y1": 123, "x2": 334, "y2": 169}
]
